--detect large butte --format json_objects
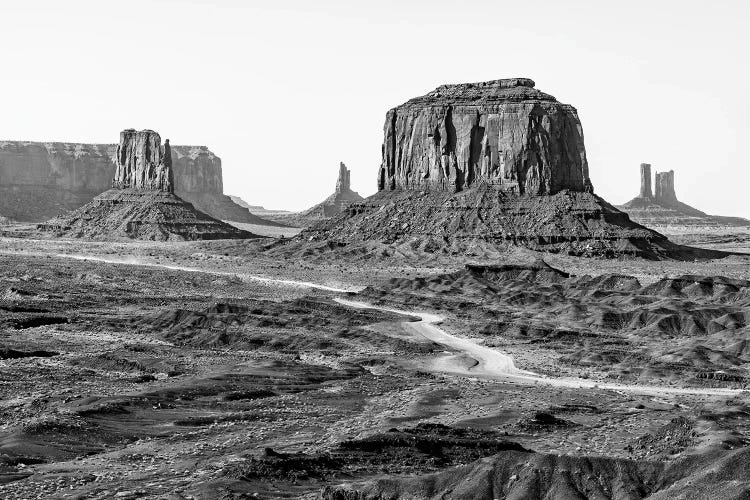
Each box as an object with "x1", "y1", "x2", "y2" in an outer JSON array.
[
  {"x1": 38, "y1": 129, "x2": 256, "y2": 241},
  {"x1": 292, "y1": 78, "x2": 728, "y2": 260}
]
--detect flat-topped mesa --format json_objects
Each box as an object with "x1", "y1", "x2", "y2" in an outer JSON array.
[
  {"x1": 335, "y1": 162, "x2": 351, "y2": 194},
  {"x1": 113, "y1": 129, "x2": 174, "y2": 193},
  {"x1": 654, "y1": 170, "x2": 677, "y2": 204},
  {"x1": 378, "y1": 78, "x2": 593, "y2": 195}
]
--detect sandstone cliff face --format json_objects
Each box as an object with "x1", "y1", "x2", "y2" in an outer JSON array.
[
  {"x1": 171, "y1": 145, "x2": 223, "y2": 195},
  {"x1": 0, "y1": 141, "x2": 113, "y2": 193},
  {"x1": 378, "y1": 78, "x2": 593, "y2": 195},
  {"x1": 113, "y1": 129, "x2": 173, "y2": 192},
  {"x1": 0, "y1": 139, "x2": 267, "y2": 223}
]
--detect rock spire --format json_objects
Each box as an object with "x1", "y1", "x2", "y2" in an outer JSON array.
[
  {"x1": 654, "y1": 170, "x2": 676, "y2": 204},
  {"x1": 299, "y1": 162, "x2": 364, "y2": 219},
  {"x1": 619, "y1": 164, "x2": 750, "y2": 227},
  {"x1": 335, "y1": 162, "x2": 351, "y2": 194},
  {"x1": 639, "y1": 163, "x2": 652, "y2": 199}
]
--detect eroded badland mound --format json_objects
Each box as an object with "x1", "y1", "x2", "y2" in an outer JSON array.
[
  {"x1": 38, "y1": 129, "x2": 254, "y2": 241},
  {"x1": 284, "y1": 78, "x2": 725, "y2": 260},
  {"x1": 619, "y1": 163, "x2": 750, "y2": 228}
]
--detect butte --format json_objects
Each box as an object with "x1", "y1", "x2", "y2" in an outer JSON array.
[
  {"x1": 287, "y1": 78, "x2": 727, "y2": 260},
  {"x1": 38, "y1": 129, "x2": 255, "y2": 241},
  {"x1": 618, "y1": 163, "x2": 750, "y2": 228}
]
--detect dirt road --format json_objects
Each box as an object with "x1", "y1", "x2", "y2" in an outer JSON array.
[
  {"x1": 334, "y1": 298, "x2": 744, "y2": 397},
  {"x1": 20, "y1": 250, "x2": 745, "y2": 397}
]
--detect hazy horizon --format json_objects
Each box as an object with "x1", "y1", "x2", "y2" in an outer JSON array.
[{"x1": 2, "y1": 0, "x2": 748, "y2": 217}]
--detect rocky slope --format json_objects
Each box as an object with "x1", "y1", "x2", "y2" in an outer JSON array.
[
  {"x1": 323, "y1": 447, "x2": 750, "y2": 499},
  {"x1": 38, "y1": 130, "x2": 253, "y2": 241},
  {"x1": 619, "y1": 165, "x2": 750, "y2": 228},
  {"x1": 0, "y1": 140, "x2": 277, "y2": 225},
  {"x1": 280, "y1": 78, "x2": 723, "y2": 260}
]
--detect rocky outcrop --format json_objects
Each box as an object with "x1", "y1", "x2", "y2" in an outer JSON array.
[
  {"x1": 640, "y1": 163, "x2": 652, "y2": 199},
  {"x1": 335, "y1": 162, "x2": 352, "y2": 194},
  {"x1": 301, "y1": 163, "x2": 364, "y2": 219},
  {"x1": 278, "y1": 79, "x2": 729, "y2": 261},
  {"x1": 378, "y1": 78, "x2": 593, "y2": 195},
  {"x1": 654, "y1": 170, "x2": 676, "y2": 204},
  {"x1": 113, "y1": 129, "x2": 173, "y2": 192},
  {"x1": 0, "y1": 140, "x2": 276, "y2": 224},
  {"x1": 38, "y1": 129, "x2": 254, "y2": 241},
  {"x1": 322, "y1": 446, "x2": 750, "y2": 500},
  {"x1": 620, "y1": 165, "x2": 750, "y2": 227},
  {"x1": 171, "y1": 145, "x2": 223, "y2": 195}
]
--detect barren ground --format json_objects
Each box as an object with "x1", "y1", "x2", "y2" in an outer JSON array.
[{"x1": 0, "y1": 229, "x2": 749, "y2": 498}]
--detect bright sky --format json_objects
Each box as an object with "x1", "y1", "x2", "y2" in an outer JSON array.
[{"x1": 1, "y1": 0, "x2": 748, "y2": 216}]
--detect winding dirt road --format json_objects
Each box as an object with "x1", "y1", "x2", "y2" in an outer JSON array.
[
  {"x1": 20, "y1": 251, "x2": 745, "y2": 397},
  {"x1": 334, "y1": 298, "x2": 744, "y2": 397}
]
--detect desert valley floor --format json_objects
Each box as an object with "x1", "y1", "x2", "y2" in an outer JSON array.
[{"x1": 0, "y1": 228, "x2": 750, "y2": 499}]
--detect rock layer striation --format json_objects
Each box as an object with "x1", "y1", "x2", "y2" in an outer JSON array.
[{"x1": 378, "y1": 78, "x2": 593, "y2": 195}]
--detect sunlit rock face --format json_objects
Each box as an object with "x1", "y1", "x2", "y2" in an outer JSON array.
[
  {"x1": 113, "y1": 129, "x2": 174, "y2": 192},
  {"x1": 378, "y1": 78, "x2": 593, "y2": 195}
]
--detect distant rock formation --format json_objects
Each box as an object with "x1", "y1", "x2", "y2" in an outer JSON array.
[
  {"x1": 0, "y1": 139, "x2": 278, "y2": 225},
  {"x1": 228, "y1": 195, "x2": 295, "y2": 225},
  {"x1": 639, "y1": 163, "x2": 652, "y2": 198},
  {"x1": 654, "y1": 170, "x2": 677, "y2": 204},
  {"x1": 378, "y1": 78, "x2": 593, "y2": 195},
  {"x1": 619, "y1": 165, "x2": 750, "y2": 227},
  {"x1": 335, "y1": 162, "x2": 352, "y2": 194},
  {"x1": 301, "y1": 163, "x2": 364, "y2": 218},
  {"x1": 38, "y1": 129, "x2": 254, "y2": 241},
  {"x1": 277, "y1": 79, "x2": 722, "y2": 260}
]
